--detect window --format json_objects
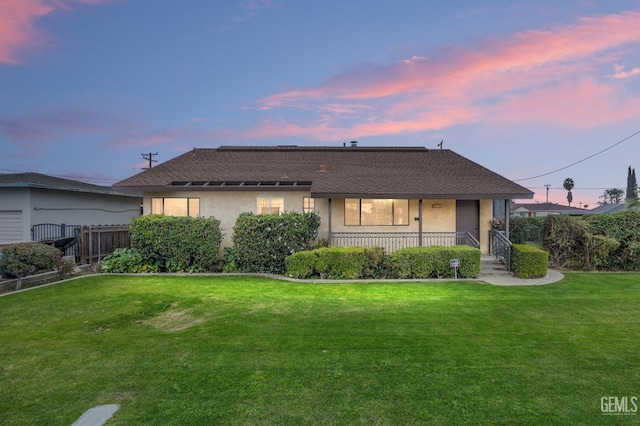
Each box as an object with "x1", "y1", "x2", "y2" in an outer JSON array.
[
  {"x1": 303, "y1": 197, "x2": 315, "y2": 213},
  {"x1": 151, "y1": 197, "x2": 200, "y2": 217},
  {"x1": 257, "y1": 197, "x2": 284, "y2": 215},
  {"x1": 344, "y1": 199, "x2": 409, "y2": 226}
]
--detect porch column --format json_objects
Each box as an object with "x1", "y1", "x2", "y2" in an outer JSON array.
[
  {"x1": 504, "y1": 199, "x2": 511, "y2": 240},
  {"x1": 327, "y1": 198, "x2": 332, "y2": 245},
  {"x1": 418, "y1": 199, "x2": 423, "y2": 246}
]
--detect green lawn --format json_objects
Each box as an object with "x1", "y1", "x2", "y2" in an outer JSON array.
[{"x1": 1, "y1": 274, "x2": 639, "y2": 425}]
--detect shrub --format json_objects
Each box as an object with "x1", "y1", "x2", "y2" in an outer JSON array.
[
  {"x1": 509, "y1": 217, "x2": 545, "y2": 244},
  {"x1": 0, "y1": 242, "x2": 60, "y2": 289},
  {"x1": 232, "y1": 212, "x2": 320, "y2": 274},
  {"x1": 284, "y1": 246, "x2": 386, "y2": 279},
  {"x1": 314, "y1": 247, "x2": 368, "y2": 279},
  {"x1": 581, "y1": 210, "x2": 640, "y2": 270},
  {"x1": 387, "y1": 245, "x2": 481, "y2": 279},
  {"x1": 542, "y1": 215, "x2": 586, "y2": 269},
  {"x1": 511, "y1": 244, "x2": 548, "y2": 278},
  {"x1": 58, "y1": 257, "x2": 75, "y2": 279},
  {"x1": 577, "y1": 234, "x2": 619, "y2": 271},
  {"x1": 101, "y1": 248, "x2": 159, "y2": 273},
  {"x1": 130, "y1": 215, "x2": 222, "y2": 272},
  {"x1": 285, "y1": 251, "x2": 318, "y2": 278}
]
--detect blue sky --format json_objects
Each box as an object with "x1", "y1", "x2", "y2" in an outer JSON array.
[{"x1": 2, "y1": 0, "x2": 640, "y2": 206}]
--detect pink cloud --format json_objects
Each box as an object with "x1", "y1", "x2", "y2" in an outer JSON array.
[
  {"x1": 0, "y1": 0, "x2": 111, "y2": 64},
  {"x1": 250, "y1": 9, "x2": 640, "y2": 141},
  {"x1": 613, "y1": 65, "x2": 640, "y2": 78}
]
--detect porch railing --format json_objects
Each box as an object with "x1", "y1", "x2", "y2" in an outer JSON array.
[
  {"x1": 330, "y1": 232, "x2": 479, "y2": 254},
  {"x1": 489, "y1": 230, "x2": 511, "y2": 271}
]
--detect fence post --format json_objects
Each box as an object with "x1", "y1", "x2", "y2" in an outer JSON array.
[
  {"x1": 88, "y1": 225, "x2": 93, "y2": 265},
  {"x1": 61, "y1": 223, "x2": 66, "y2": 238}
]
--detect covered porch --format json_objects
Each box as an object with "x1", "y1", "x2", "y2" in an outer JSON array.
[{"x1": 330, "y1": 231, "x2": 480, "y2": 254}]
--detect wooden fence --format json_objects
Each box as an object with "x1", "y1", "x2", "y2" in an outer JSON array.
[{"x1": 78, "y1": 225, "x2": 131, "y2": 264}]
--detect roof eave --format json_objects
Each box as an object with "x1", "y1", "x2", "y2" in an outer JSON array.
[{"x1": 311, "y1": 191, "x2": 534, "y2": 200}]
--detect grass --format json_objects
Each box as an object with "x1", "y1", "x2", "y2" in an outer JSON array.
[{"x1": 1, "y1": 274, "x2": 639, "y2": 425}]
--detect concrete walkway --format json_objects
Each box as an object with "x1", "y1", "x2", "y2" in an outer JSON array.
[{"x1": 477, "y1": 269, "x2": 564, "y2": 286}]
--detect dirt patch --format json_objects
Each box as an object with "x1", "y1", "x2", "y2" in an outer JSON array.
[{"x1": 144, "y1": 304, "x2": 205, "y2": 332}]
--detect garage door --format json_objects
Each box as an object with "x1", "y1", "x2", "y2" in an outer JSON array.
[{"x1": 0, "y1": 211, "x2": 24, "y2": 244}]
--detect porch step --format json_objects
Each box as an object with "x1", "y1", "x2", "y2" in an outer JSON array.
[{"x1": 480, "y1": 255, "x2": 512, "y2": 276}]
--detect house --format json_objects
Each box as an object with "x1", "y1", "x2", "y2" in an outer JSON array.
[
  {"x1": 583, "y1": 203, "x2": 626, "y2": 215},
  {"x1": 511, "y1": 202, "x2": 587, "y2": 217},
  {"x1": 114, "y1": 145, "x2": 534, "y2": 254},
  {"x1": 0, "y1": 173, "x2": 141, "y2": 245}
]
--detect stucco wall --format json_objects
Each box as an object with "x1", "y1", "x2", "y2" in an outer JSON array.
[
  {"x1": 423, "y1": 199, "x2": 456, "y2": 232},
  {"x1": 142, "y1": 192, "x2": 495, "y2": 254},
  {"x1": 479, "y1": 199, "x2": 493, "y2": 254},
  {"x1": 143, "y1": 190, "x2": 317, "y2": 249},
  {"x1": 30, "y1": 188, "x2": 141, "y2": 226}
]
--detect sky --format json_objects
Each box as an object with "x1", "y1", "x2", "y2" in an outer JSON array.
[{"x1": 2, "y1": 0, "x2": 640, "y2": 207}]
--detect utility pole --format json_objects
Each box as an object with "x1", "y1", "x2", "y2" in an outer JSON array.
[
  {"x1": 141, "y1": 152, "x2": 158, "y2": 170},
  {"x1": 544, "y1": 184, "x2": 551, "y2": 203}
]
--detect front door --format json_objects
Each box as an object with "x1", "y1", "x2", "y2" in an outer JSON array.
[{"x1": 456, "y1": 200, "x2": 479, "y2": 240}]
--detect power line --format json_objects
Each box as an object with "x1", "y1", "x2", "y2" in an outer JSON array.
[{"x1": 514, "y1": 129, "x2": 640, "y2": 182}]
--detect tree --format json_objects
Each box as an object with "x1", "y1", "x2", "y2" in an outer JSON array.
[
  {"x1": 626, "y1": 166, "x2": 638, "y2": 202},
  {"x1": 599, "y1": 188, "x2": 625, "y2": 205},
  {"x1": 563, "y1": 178, "x2": 574, "y2": 206}
]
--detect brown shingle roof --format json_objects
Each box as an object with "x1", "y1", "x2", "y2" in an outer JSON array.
[{"x1": 114, "y1": 146, "x2": 534, "y2": 199}]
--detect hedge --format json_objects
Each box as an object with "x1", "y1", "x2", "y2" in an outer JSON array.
[
  {"x1": 510, "y1": 244, "x2": 548, "y2": 278},
  {"x1": 387, "y1": 245, "x2": 480, "y2": 279},
  {"x1": 232, "y1": 212, "x2": 320, "y2": 274},
  {"x1": 130, "y1": 214, "x2": 222, "y2": 272},
  {"x1": 285, "y1": 246, "x2": 385, "y2": 279}
]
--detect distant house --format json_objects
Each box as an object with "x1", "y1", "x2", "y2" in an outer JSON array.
[
  {"x1": 114, "y1": 145, "x2": 534, "y2": 254},
  {"x1": 0, "y1": 173, "x2": 141, "y2": 244},
  {"x1": 511, "y1": 202, "x2": 587, "y2": 217},
  {"x1": 583, "y1": 203, "x2": 626, "y2": 215}
]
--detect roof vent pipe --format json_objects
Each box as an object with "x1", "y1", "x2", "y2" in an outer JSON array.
[{"x1": 350, "y1": 140, "x2": 358, "y2": 147}]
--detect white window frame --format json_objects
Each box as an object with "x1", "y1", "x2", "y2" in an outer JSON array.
[
  {"x1": 151, "y1": 197, "x2": 200, "y2": 217},
  {"x1": 257, "y1": 197, "x2": 284, "y2": 215},
  {"x1": 344, "y1": 198, "x2": 409, "y2": 226},
  {"x1": 303, "y1": 197, "x2": 315, "y2": 213}
]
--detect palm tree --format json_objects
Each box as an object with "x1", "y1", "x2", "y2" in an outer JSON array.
[{"x1": 563, "y1": 178, "x2": 574, "y2": 207}]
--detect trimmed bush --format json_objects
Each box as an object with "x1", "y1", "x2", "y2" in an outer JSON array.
[
  {"x1": 284, "y1": 251, "x2": 318, "y2": 278},
  {"x1": 130, "y1": 214, "x2": 222, "y2": 272},
  {"x1": 285, "y1": 246, "x2": 386, "y2": 279},
  {"x1": 511, "y1": 244, "x2": 549, "y2": 278},
  {"x1": 387, "y1": 245, "x2": 481, "y2": 279},
  {"x1": 232, "y1": 212, "x2": 320, "y2": 274}
]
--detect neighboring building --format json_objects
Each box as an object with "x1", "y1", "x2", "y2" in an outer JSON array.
[
  {"x1": 511, "y1": 202, "x2": 588, "y2": 217},
  {"x1": 584, "y1": 203, "x2": 626, "y2": 215},
  {"x1": 114, "y1": 145, "x2": 534, "y2": 254},
  {"x1": 0, "y1": 173, "x2": 141, "y2": 244}
]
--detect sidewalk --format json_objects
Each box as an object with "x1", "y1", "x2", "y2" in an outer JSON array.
[{"x1": 478, "y1": 269, "x2": 564, "y2": 286}]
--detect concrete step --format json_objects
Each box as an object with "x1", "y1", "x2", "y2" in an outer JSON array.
[{"x1": 480, "y1": 255, "x2": 511, "y2": 276}]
